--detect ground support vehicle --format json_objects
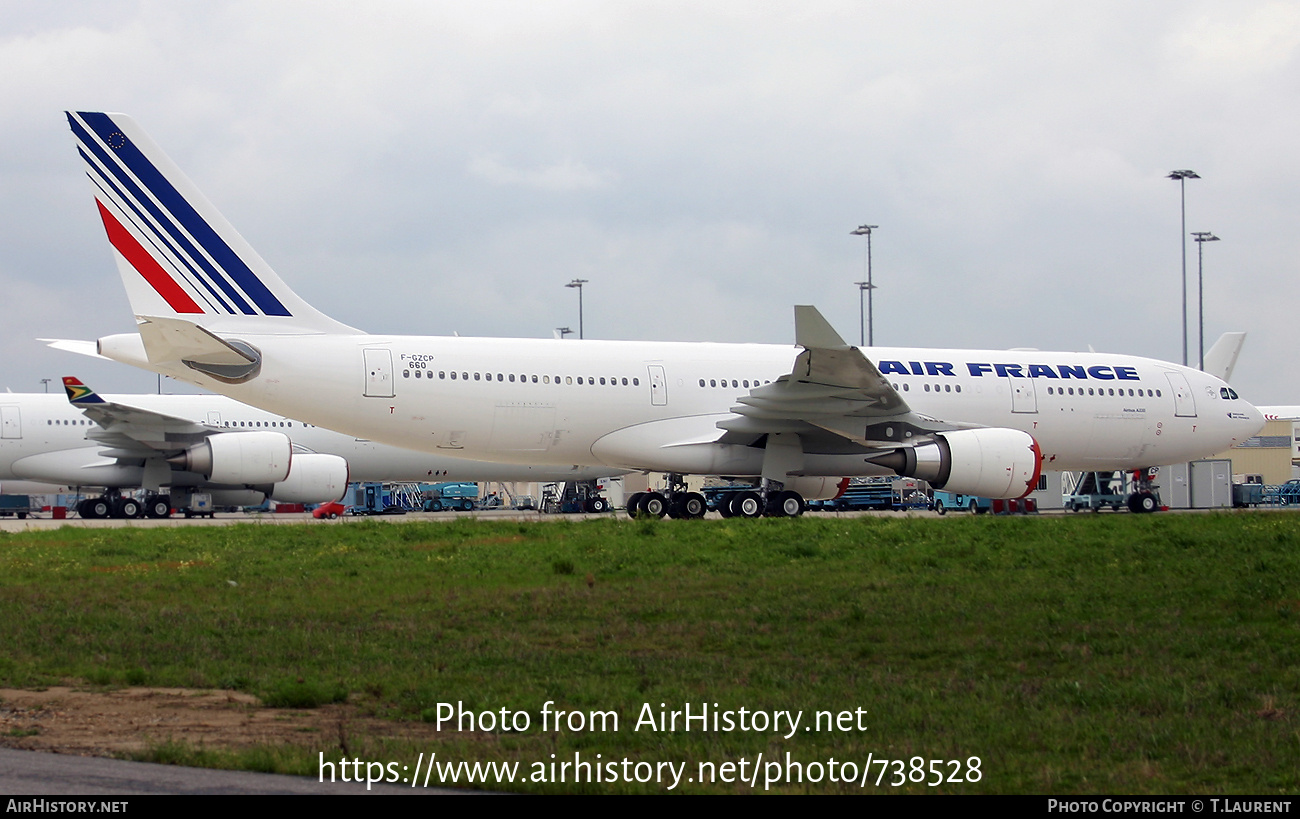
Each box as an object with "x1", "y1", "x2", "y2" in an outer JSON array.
[
  {"x1": 542, "y1": 480, "x2": 611, "y2": 514},
  {"x1": 1232, "y1": 483, "x2": 1264, "y2": 508},
  {"x1": 421, "y1": 482, "x2": 478, "y2": 512},
  {"x1": 1064, "y1": 471, "x2": 1127, "y2": 512},
  {"x1": 931, "y1": 490, "x2": 992, "y2": 515},
  {"x1": 1262, "y1": 480, "x2": 1300, "y2": 506},
  {"x1": 313, "y1": 501, "x2": 346, "y2": 519},
  {"x1": 181, "y1": 492, "x2": 216, "y2": 518},
  {"x1": 810, "y1": 478, "x2": 892, "y2": 511},
  {"x1": 0, "y1": 494, "x2": 33, "y2": 519},
  {"x1": 808, "y1": 477, "x2": 929, "y2": 512}
]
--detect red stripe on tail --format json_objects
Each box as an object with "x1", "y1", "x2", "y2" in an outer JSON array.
[{"x1": 96, "y1": 200, "x2": 203, "y2": 314}]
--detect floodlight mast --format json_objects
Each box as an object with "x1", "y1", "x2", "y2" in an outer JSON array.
[
  {"x1": 1167, "y1": 170, "x2": 1200, "y2": 366},
  {"x1": 1191, "y1": 231, "x2": 1219, "y2": 371},
  {"x1": 850, "y1": 224, "x2": 879, "y2": 346},
  {"x1": 565, "y1": 279, "x2": 588, "y2": 339}
]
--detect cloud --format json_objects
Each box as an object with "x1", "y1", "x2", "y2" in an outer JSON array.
[{"x1": 467, "y1": 155, "x2": 618, "y2": 191}]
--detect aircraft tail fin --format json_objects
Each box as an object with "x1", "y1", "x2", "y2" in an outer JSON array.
[
  {"x1": 1204, "y1": 331, "x2": 1246, "y2": 383},
  {"x1": 62, "y1": 376, "x2": 106, "y2": 406},
  {"x1": 66, "y1": 111, "x2": 357, "y2": 337}
]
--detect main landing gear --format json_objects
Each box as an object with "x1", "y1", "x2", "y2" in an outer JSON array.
[
  {"x1": 76, "y1": 492, "x2": 173, "y2": 519},
  {"x1": 627, "y1": 476, "x2": 805, "y2": 520},
  {"x1": 626, "y1": 474, "x2": 709, "y2": 520}
]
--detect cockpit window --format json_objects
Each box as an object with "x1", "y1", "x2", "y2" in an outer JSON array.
[{"x1": 1220, "y1": 387, "x2": 1240, "y2": 400}]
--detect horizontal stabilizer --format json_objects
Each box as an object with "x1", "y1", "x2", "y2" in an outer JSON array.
[
  {"x1": 40, "y1": 338, "x2": 108, "y2": 360},
  {"x1": 136, "y1": 316, "x2": 257, "y2": 366}
]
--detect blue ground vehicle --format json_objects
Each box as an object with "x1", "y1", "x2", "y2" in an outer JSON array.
[
  {"x1": 930, "y1": 490, "x2": 991, "y2": 515},
  {"x1": 1262, "y1": 479, "x2": 1300, "y2": 506},
  {"x1": 0, "y1": 494, "x2": 33, "y2": 519},
  {"x1": 807, "y1": 477, "x2": 929, "y2": 512},
  {"x1": 421, "y1": 482, "x2": 478, "y2": 512}
]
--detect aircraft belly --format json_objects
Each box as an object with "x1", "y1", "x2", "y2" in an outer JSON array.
[
  {"x1": 488, "y1": 403, "x2": 556, "y2": 453},
  {"x1": 12, "y1": 449, "x2": 142, "y2": 486},
  {"x1": 1083, "y1": 413, "x2": 1147, "y2": 462}
]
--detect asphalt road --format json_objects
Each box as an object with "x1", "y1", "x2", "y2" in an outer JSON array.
[{"x1": 0, "y1": 747, "x2": 467, "y2": 795}]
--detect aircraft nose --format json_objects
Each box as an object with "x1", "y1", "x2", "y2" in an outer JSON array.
[{"x1": 1234, "y1": 400, "x2": 1266, "y2": 440}]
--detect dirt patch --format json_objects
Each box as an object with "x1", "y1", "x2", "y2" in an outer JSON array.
[{"x1": 0, "y1": 687, "x2": 441, "y2": 758}]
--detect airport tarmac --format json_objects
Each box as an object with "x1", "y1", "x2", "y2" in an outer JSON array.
[{"x1": 0, "y1": 505, "x2": 1249, "y2": 533}]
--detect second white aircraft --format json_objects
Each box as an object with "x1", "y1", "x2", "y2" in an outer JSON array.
[{"x1": 57, "y1": 111, "x2": 1265, "y2": 518}]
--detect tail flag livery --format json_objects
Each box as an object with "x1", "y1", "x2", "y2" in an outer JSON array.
[
  {"x1": 62, "y1": 376, "x2": 106, "y2": 405},
  {"x1": 67, "y1": 111, "x2": 355, "y2": 336}
]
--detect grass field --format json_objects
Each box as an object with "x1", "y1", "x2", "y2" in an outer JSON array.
[{"x1": 1, "y1": 512, "x2": 1297, "y2": 793}]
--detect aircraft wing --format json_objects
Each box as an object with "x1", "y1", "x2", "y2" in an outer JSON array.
[
  {"x1": 718, "y1": 306, "x2": 966, "y2": 446},
  {"x1": 63, "y1": 376, "x2": 213, "y2": 455}
]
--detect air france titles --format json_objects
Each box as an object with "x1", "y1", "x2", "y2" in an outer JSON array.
[{"x1": 877, "y1": 360, "x2": 1140, "y2": 381}]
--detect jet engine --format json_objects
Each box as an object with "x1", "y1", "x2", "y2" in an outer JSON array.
[
  {"x1": 868, "y1": 428, "x2": 1042, "y2": 499},
  {"x1": 260, "y1": 453, "x2": 349, "y2": 504},
  {"x1": 782, "y1": 476, "x2": 850, "y2": 501},
  {"x1": 169, "y1": 431, "x2": 292, "y2": 485}
]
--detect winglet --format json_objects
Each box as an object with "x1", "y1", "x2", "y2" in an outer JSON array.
[
  {"x1": 62, "y1": 376, "x2": 106, "y2": 405},
  {"x1": 1204, "y1": 332, "x2": 1246, "y2": 383},
  {"x1": 794, "y1": 305, "x2": 851, "y2": 350}
]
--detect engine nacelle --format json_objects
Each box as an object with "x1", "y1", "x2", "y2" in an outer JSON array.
[
  {"x1": 207, "y1": 490, "x2": 269, "y2": 507},
  {"x1": 171, "y1": 431, "x2": 292, "y2": 485},
  {"x1": 868, "y1": 428, "x2": 1042, "y2": 499},
  {"x1": 783, "y1": 476, "x2": 851, "y2": 501},
  {"x1": 261, "y1": 454, "x2": 350, "y2": 504}
]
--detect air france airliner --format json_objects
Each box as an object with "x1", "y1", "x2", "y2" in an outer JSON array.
[{"x1": 55, "y1": 111, "x2": 1265, "y2": 517}]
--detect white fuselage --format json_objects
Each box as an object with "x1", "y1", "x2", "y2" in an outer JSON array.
[
  {"x1": 0, "y1": 391, "x2": 622, "y2": 489},
  {"x1": 98, "y1": 332, "x2": 1265, "y2": 479}
]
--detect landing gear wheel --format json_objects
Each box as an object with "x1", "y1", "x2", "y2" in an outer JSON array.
[
  {"x1": 681, "y1": 492, "x2": 707, "y2": 519},
  {"x1": 145, "y1": 495, "x2": 172, "y2": 519},
  {"x1": 667, "y1": 496, "x2": 687, "y2": 519},
  {"x1": 586, "y1": 496, "x2": 609, "y2": 513},
  {"x1": 86, "y1": 498, "x2": 111, "y2": 519},
  {"x1": 115, "y1": 497, "x2": 141, "y2": 519},
  {"x1": 766, "y1": 490, "x2": 804, "y2": 517},
  {"x1": 731, "y1": 491, "x2": 763, "y2": 519},
  {"x1": 625, "y1": 492, "x2": 645, "y2": 518},
  {"x1": 1127, "y1": 492, "x2": 1159, "y2": 513},
  {"x1": 716, "y1": 496, "x2": 736, "y2": 518},
  {"x1": 637, "y1": 492, "x2": 668, "y2": 519}
]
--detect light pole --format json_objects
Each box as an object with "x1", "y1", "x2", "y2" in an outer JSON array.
[
  {"x1": 40, "y1": 378, "x2": 50, "y2": 393},
  {"x1": 1192, "y1": 231, "x2": 1219, "y2": 371},
  {"x1": 1167, "y1": 170, "x2": 1200, "y2": 366},
  {"x1": 850, "y1": 224, "x2": 878, "y2": 345},
  {"x1": 854, "y1": 281, "x2": 876, "y2": 348},
  {"x1": 566, "y1": 278, "x2": 588, "y2": 339}
]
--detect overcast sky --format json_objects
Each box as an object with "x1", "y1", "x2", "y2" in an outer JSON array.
[{"x1": 2, "y1": 1, "x2": 1297, "y2": 403}]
